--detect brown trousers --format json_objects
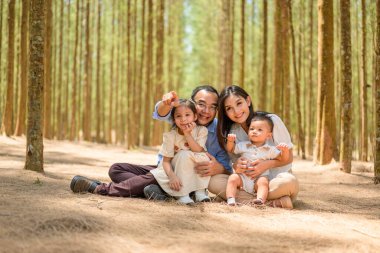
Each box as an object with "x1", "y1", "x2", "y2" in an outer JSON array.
[{"x1": 96, "y1": 163, "x2": 158, "y2": 197}]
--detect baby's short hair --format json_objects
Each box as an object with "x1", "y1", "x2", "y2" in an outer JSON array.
[{"x1": 251, "y1": 114, "x2": 274, "y2": 132}]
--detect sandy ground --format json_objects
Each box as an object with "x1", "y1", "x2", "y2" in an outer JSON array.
[{"x1": 0, "y1": 136, "x2": 379, "y2": 253}]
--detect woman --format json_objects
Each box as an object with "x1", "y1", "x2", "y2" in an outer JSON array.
[{"x1": 210, "y1": 85, "x2": 299, "y2": 208}]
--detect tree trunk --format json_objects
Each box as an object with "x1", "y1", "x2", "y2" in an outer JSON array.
[
  {"x1": 138, "y1": 0, "x2": 146, "y2": 146},
  {"x1": 69, "y1": 0, "x2": 80, "y2": 141},
  {"x1": 339, "y1": 0, "x2": 352, "y2": 173},
  {"x1": 143, "y1": 0, "x2": 153, "y2": 146},
  {"x1": 43, "y1": 0, "x2": 52, "y2": 139},
  {"x1": 259, "y1": 0, "x2": 267, "y2": 111},
  {"x1": 306, "y1": 0, "x2": 314, "y2": 156},
  {"x1": 14, "y1": 0, "x2": 29, "y2": 136},
  {"x1": 1, "y1": 0, "x2": 16, "y2": 136},
  {"x1": 152, "y1": 0, "x2": 164, "y2": 146},
  {"x1": 314, "y1": 0, "x2": 336, "y2": 165},
  {"x1": 360, "y1": 0, "x2": 368, "y2": 161},
  {"x1": 0, "y1": 0, "x2": 3, "y2": 114},
  {"x1": 63, "y1": 1, "x2": 71, "y2": 139},
  {"x1": 83, "y1": 0, "x2": 92, "y2": 141},
  {"x1": 239, "y1": 0, "x2": 245, "y2": 87},
  {"x1": 280, "y1": 0, "x2": 290, "y2": 127},
  {"x1": 107, "y1": 0, "x2": 116, "y2": 144},
  {"x1": 374, "y1": 0, "x2": 380, "y2": 184},
  {"x1": 227, "y1": 0, "x2": 234, "y2": 86},
  {"x1": 272, "y1": 0, "x2": 282, "y2": 116},
  {"x1": 95, "y1": 0, "x2": 101, "y2": 142},
  {"x1": 25, "y1": 0, "x2": 44, "y2": 173},
  {"x1": 288, "y1": 0, "x2": 306, "y2": 159}
]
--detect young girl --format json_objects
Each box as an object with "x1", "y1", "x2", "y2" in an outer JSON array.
[
  {"x1": 150, "y1": 99, "x2": 211, "y2": 204},
  {"x1": 225, "y1": 115, "x2": 290, "y2": 206}
]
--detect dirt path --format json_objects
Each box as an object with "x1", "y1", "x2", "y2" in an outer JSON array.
[{"x1": 0, "y1": 136, "x2": 379, "y2": 253}]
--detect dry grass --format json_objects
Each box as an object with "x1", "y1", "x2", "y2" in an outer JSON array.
[{"x1": 0, "y1": 136, "x2": 379, "y2": 253}]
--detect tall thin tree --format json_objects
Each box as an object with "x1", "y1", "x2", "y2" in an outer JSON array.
[
  {"x1": 25, "y1": 0, "x2": 45, "y2": 172},
  {"x1": 1, "y1": 0, "x2": 16, "y2": 136},
  {"x1": 239, "y1": 0, "x2": 245, "y2": 87},
  {"x1": 339, "y1": 0, "x2": 352, "y2": 173},
  {"x1": 143, "y1": 0, "x2": 153, "y2": 146},
  {"x1": 314, "y1": 0, "x2": 336, "y2": 164},
  {"x1": 306, "y1": 0, "x2": 314, "y2": 156},
  {"x1": 14, "y1": 0, "x2": 29, "y2": 136},
  {"x1": 43, "y1": 0, "x2": 52, "y2": 139},
  {"x1": 360, "y1": 0, "x2": 368, "y2": 161},
  {"x1": 83, "y1": 0, "x2": 92, "y2": 141},
  {"x1": 288, "y1": 0, "x2": 305, "y2": 159},
  {"x1": 69, "y1": 0, "x2": 80, "y2": 141},
  {"x1": 0, "y1": 0, "x2": 4, "y2": 112},
  {"x1": 375, "y1": 0, "x2": 380, "y2": 184},
  {"x1": 258, "y1": 0, "x2": 267, "y2": 111},
  {"x1": 95, "y1": 0, "x2": 101, "y2": 142}
]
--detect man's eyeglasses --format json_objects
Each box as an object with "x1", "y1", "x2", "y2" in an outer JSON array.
[{"x1": 192, "y1": 100, "x2": 218, "y2": 112}]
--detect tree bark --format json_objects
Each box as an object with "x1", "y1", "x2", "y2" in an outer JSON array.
[
  {"x1": 314, "y1": 0, "x2": 336, "y2": 165},
  {"x1": 14, "y1": 0, "x2": 29, "y2": 136},
  {"x1": 83, "y1": 0, "x2": 92, "y2": 141},
  {"x1": 69, "y1": 0, "x2": 80, "y2": 141},
  {"x1": 360, "y1": 0, "x2": 368, "y2": 161},
  {"x1": 259, "y1": 0, "x2": 267, "y2": 111},
  {"x1": 272, "y1": 0, "x2": 282, "y2": 116},
  {"x1": 339, "y1": 0, "x2": 352, "y2": 173},
  {"x1": 1, "y1": 0, "x2": 16, "y2": 136},
  {"x1": 95, "y1": 0, "x2": 101, "y2": 142},
  {"x1": 239, "y1": 0, "x2": 245, "y2": 87},
  {"x1": 43, "y1": 0, "x2": 52, "y2": 139},
  {"x1": 0, "y1": 0, "x2": 3, "y2": 114},
  {"x1": 25, "y1": 0, "x2": 44, "y2": 172},
  {"x1": 152, "y1": 0, "x2": 164, "y2": 146},
  {"x1": 306, "y1": 0, "x2": 314, "y2": 156},
  {"x1": 288, "y1": 0, "x2": 306, "y2": 159},
  {"x1": 374, "y1": 0, "x2": 380, "y2": 184},
  {"x1": 143, "y1": 0, "x2": 153, "y2": 146}
]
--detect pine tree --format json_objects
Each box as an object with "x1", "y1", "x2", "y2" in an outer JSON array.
[{"x1": 25, "y1": 0, "x2": 45, "y2": 172}]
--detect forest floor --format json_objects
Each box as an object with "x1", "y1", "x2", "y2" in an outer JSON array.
[{"x1": 0, "y1": 136, "x2": 379, "y2": 253}]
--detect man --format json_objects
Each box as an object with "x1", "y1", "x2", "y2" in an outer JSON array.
[{"x1": 70, "y1": 85, "x2": 231, "y2": 200}]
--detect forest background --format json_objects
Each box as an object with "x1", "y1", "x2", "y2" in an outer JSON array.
[{"x1": 0, "y1": 0, "x2": 379, "y2": 177}]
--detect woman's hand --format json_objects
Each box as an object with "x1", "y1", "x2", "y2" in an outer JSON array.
[
  {"x1": 234, "y1": 156, "x2": 250, "y2": 173},
  {"x1": 169, "y1": 174, "x2": 182, "y2": 191},
  {"x1": 194, "y1": 153, "x2": 224, "y2": 177},
  {"x1": 244, "y1": 159, "x2": 271, "y2": 179}
]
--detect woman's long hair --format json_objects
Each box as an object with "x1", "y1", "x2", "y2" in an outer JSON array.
[{"x1": 217, "y1": 85, "x2": 256, "y2": 151}]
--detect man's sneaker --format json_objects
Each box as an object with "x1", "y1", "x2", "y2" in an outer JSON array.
[
  {"x1": 195, "y1": 189, "x2": 211, "y2": 202},
  {"x1": 143, "y1": 184, "x2": 169, "y2": 201},
  {"x1": 70, "y1": 175, "x2": 101, "y2": 193},
  {"x1": 176, "y1": 195, "x2": 195, "y2": 205}
]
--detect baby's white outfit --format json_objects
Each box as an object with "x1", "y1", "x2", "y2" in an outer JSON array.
[{"x1": 234, "y1": 141, "x2": 280, "y2": 193}]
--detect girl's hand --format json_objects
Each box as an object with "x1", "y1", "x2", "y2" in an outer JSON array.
[
  {"x1": 182, "y1": 122, "x2": 196, "y2": 135},
  {"x1": 169, "y1": 175, "x2": 182, "y2": 191},
  {"x1": 244, "y1": 159, "x2": 271, "y2": 179},
  {"x1": 162, "y1": 91, "x2": 179, "y2": 107},
  {"x1": 227, "y1": 134, "x2": 236, "y2": 143}
]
